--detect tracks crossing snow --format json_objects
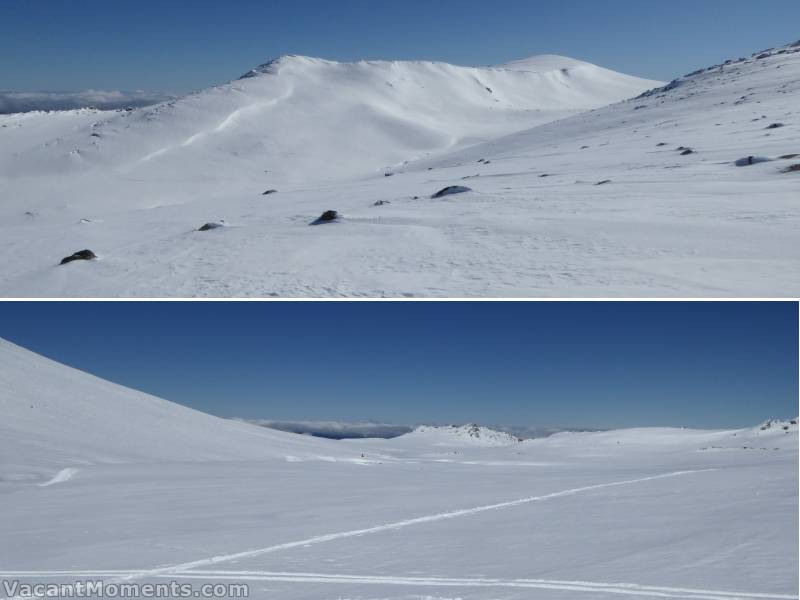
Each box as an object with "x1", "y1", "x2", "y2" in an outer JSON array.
[
  {"x1": 2, "y1": 571, "x2": 795, "y2": 600},
  {"x1": 123, "y1": 469, "x2": 715, "y2": 579},
  {"x1": 8, "y1": 469, "x2": 790, "y2": 600}
]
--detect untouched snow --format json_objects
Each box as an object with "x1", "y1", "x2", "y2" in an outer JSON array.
[
  {"x1": 0, "y1": 338, "x2": 360, "y2": 487},
  {"x1": 1, "y1": 44, "x2": 797, "y2": 297},
  {"x1": 1, "y1": 338, "x2": 797, "y2": 600}
]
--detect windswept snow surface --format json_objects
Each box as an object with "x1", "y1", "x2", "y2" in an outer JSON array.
[
  {"x1": 2, "y1": 45, "x2": 797, "y2": 297},
  {"x1": 1, "y1": 47, "x2": 756, "y2": 298},
  {"x1": 1, "y1": 339, "x2": 797, "y2": 600}
]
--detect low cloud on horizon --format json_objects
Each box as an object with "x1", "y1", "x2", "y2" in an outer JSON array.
[
  {"x1": 0, "y1": 90, "x2": 175, "y2": 114},
  {"x1": 233, "y1": 419, "x2": 604, "y2": 441}
]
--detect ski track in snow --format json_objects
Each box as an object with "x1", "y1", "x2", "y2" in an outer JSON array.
[
  {"x1": 103, "y1": 470, "x2": 715, "y2": 582},
  {"x1": 37, "y1": 468, "x2": 79, "y2": 487},
  {"x1": 4, "y1": 470, "x2": 722, "y2": 600},
  {"x1": 2, "y1": 571, "x2": 794, "y2": 600}
]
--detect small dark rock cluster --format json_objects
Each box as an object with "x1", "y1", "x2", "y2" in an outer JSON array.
[{"x1": 60, "y1": 250, "x2": 96, "y2": 265}]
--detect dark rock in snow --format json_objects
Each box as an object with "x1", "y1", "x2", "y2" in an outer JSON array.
[
  {"x1": 262, "y1": 189, "x2": 278, "y2": 195},
  {"x1": 431, "y1": 186, "x2": 472, "y2": 199},
  {"x1": 373, "y1": 200, "x2": 391, "y2": 206},
  {"x1": 656, "y1": 142, "x2": 668, "y2": 147},
  {"x1": 781, "y1": 164, "x2": 800, "y2": 173},
  {"x1": 680, "y1": 149, "x2": 695, "y2": 155},
  {"x1": 765, "y1": 123, "x2": 784, "y2": 129},
  {"x1": 384, "y1": 172, "x2": 394, "y2": 177},
  {"x1": 199, "y1": 221, "x2": 225, "y2": 231},
  {"x1": 60, "y1": 250, "x2": 96, "y2": 265},
  {"x1": 312, "y1": 210, "x2": 340, "y2": 224},
  {"x1": 779, "y1": 154, "x2": 799, "y2": 160},
  {"x1": 595, "y1": 180, "x2": 612, "y2": 186},
  {"x1": 734, "y1": 156, "x2": 771, "y2": 166}
]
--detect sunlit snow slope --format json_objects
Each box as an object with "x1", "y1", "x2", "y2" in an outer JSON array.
[
  {"x1": 0, "y1": 340, "x2": 797, "y2": 600},
  {"x1": 0, "y1": 44, "x2": 797, "y2": 297},
  {"x1": 0, "y1": 338, "x2": 352, "y2": 486}
]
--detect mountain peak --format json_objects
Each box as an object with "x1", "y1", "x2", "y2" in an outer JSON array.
[
  {"x1": 496, "y1": 54, "x2": 593, "y2": 73},
  {"x1": 239, "y1": 54, "x2": 322, "y2": 79}
]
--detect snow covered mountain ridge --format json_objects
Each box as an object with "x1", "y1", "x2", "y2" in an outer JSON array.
[
  {"x1": 0, "y1": 40, "x2": 797, "y2": 297},
  {"x1": 408, "y1": 424, "x2": 522, "y2": 446},
  {"x1": 0, "y1": 52, "x2": 659, "y2": 183}
]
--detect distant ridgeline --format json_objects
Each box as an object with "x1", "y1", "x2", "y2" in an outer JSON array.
[{"x1": 237, "y1": 420, "x2": 603, "y2": 440}]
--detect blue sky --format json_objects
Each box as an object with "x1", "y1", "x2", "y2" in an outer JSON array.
[
  {"x1": 0, "y1": 302, "x2": 796, "y2": 429},
  {"x1": 2, "y1": 0, "x2": 799, "y2": 92}
]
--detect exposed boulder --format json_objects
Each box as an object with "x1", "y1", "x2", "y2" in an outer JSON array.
[
  {"x1": 60, "y1": 250, "x2": 96, "y2": 265},
  {"x1": 431, "y1": 186, "x2": 472, "y2": 199},
  {"x1": 198, "y1": 221, "x2": 225, "y2": 231},
  {"x1": 680, "y1": 148, "x2": 695, "y2": 155},
  {"x1": 766, "y1": 123, "x2": 785, "y2": 129},
  {"x1": 262, "y1": 189, "x2": 278, "y2": 195},
  {"x1": 311, "y1": 210, "x2": 340, "y2": 224}
]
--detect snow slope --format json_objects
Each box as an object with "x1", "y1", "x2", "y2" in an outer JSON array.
[
  {"x1": 0, "y1": 341, "x2": 797, "y2": 599},
  {"x1": 0, "y1": 338, "x2": 354, "y2": 487},
  {"x1": 0, "y1": 44, "x2": 797, "y2": 297},
  {"x1": 0, "y1": 54, "x2": 657, "y2": 184}
]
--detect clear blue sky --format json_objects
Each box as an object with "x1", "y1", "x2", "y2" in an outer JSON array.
[
  {"x1": 2, "y1": 0, "x2": 799, "y2": 92},
  {"x1": 0, "y1": 302, "x2": 796, "y2": 429}
]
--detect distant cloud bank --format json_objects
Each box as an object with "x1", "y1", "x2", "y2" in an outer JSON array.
[
  {"x1": 235, "y1": 419, "x2": 605, "y2": 440},
  {"x1": 242, "y1": 420, "x2": 413, "y2": 440},
  {"x1": 0, "y1": 90, "x2": 174, "y2": 114}
]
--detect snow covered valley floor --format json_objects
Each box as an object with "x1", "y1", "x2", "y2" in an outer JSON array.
[
  {"x1": 1, "y1": 339, "x2": 798, "y2": 600},
  {"x1": 1, "y1": 42, "x2": 798, "y2": 297}
]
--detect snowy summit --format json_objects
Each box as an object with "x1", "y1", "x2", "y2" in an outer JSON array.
[{"x1": 0, "y1": 43, "x2": 798, "y2": 297}]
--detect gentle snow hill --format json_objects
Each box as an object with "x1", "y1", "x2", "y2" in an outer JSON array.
[
  {"x1": 0, "y1": 54, "x2": 658, "y2": 185},
  {"x1": 0, "y1": 338, "x2": 351, "y2": 486},
  {"x1": 527, "y1": 421, "x2": 799, "y2": 455}
]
